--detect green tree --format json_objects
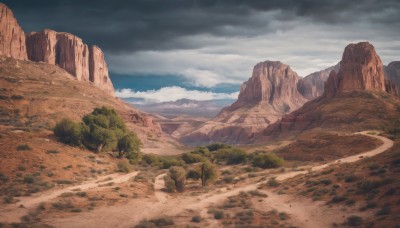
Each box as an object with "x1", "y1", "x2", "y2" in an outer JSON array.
[
  {"x1": 168, "y1": 166, "x2": 186, "y2": 192},
  {"x1": 53, "y1": 118, "x2": 82, "y2": 146},
  {"x1": 215, "y1": 148, "x2": 247, "y2": 165},
  {"x1": 82, "y1": 107, "x2": 126, "y2": 152},
  {"x1": 199, "y1": 161, "x2": 217, "y2": 186},
  {"x1": 181, "y1": 153, "x2": 204, "y2": 164},
  {"x1": 117, "y1": 133, "x2": 141, "y2": 163}
]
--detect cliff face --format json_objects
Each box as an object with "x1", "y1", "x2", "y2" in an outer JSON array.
[
  {"x1": 0, "y1": 3, "x2": 114, "y2": 97},
  {"x1": 231, "y1": 61, "x2": 307, "y2": 112},
  {"x1": 26, "y1": 30, "x2": 114, "y2": 96},
  {"x1": 298, "y1": 64, "x2": 339, "y2": 100},
  {"x1": 89, "y1": 46, "x2": 115, "y2": 96},
  {"x1": 0, "y1": 3, "x2": 27, "y2": 60},
  {"x1": 324, "y1": 42, "x2": 397, "y2": 98}
]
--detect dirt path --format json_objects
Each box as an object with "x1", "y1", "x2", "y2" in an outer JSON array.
[
  {"x1": 0, "y1": 171, "x2": 139, "y2": 223},
  {"x1": 5, "y1": 131, "x2": 392, "y2": 227}
]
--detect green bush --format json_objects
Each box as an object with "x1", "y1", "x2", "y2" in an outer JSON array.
[
  {"x1": 182, "y1": 153, "x2": 204, "y2": 164},
  {"x1": 117, "y1": 133, "x2": 141, "y2": 163},
  {"x1": 215, "y1": 148, "x2": 248, "y2": 165},
  {"x1": 16, "y1": 144, "x2": 32, "y2": 151},
  {"x1": 159, "y1": 157, "x2": 184, "y2": 169},
  {"x1": 23, "y1": 175, "x2": 35, "y2": 184},
  {"x1": 164, "y1": 175, "x2": 176, "y2": 192},
  {"x1": 142, "y1": 154, "x2": 160, "y2": 166},
  {"x1": 186, "y1": 169, "x2": 201, "y2": 180},
  {"x1": 168, "y1": 166, "x2": 186, "y2": 192},
  {"x1": 199, "y1": 161, "x2": 217, "y2": 186},
  {"x1": 213, "y1": 210, "x2": 224, "y2": 219},
  {"x1": 267, "y1": 177, "x2": 280, "y2": 187},
  {"x1": 206, "y1": 143, "x2": 231, "y2": 152},
  {"x1": 53, "y1": 118, "x2": 82, "y2": 146},
  {"x1": 251, "y1": 152, "x2": 284, "y2": 169}
]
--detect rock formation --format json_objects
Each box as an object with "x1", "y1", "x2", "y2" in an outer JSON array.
[
  {"x1": 0, "y1": 3, "x2": 27, "y2": 60},
  {"x1": 180, "y1": 61, "x2": 308, "y2": 145},
  {"x1": 298, "y1": 64, "x2": 339, "y2": 100},
  {"x1": 263, "y1": 42, "x2": 400, "y2": 137},
  {"x1": 323, "y1": 42, "x2": 397, "y2": 98},
  {"x1": 89, "y1": 46, "x2": 114, "y2": 96},
  {"x1": 0, "y1": 3, "x2": 115, "y2": 97},
  {"x1": 384, "y1": 61, "x2": 400, "y2": 92},
  {"x1": 26, "y1": 30, "x2": 115, "y2": 96}
]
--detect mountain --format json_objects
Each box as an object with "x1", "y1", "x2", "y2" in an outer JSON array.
[
  {"x1": 297, "y1": 64, "x2": 340, "y2": 100},
  {"x1": 134, "y1": 98, "x2": 235, "y2": 118},
  {"x1": 0, "y1": 3, "x2": 114, "y2": 96},
  {"x1": 263, "y1": 42, "x2": 400, "y2": 138},
  {"x1": 180, "y1": 61, "x2": 308, "y2": 145}
]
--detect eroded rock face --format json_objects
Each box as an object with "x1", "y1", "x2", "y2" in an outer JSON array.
[
  {"x1": 298, "y1": 64, "x2": 339, "y2": 100},
  {"x1": 26, "y1": 30, "x2": 114, "y2": 96},
  {"x1": 180, "y1": 61, "x2": 308, "y2": 145},
  {"x1": 384, "y1": 61, "x2": 400, "y2": 93},
  {"x1": 231, "y1": 61, "x2": 307, "y2": 112},
  {"x1": 263, "y1": 42, "x2": 399, "y2": 137},
  {"x1": 0, "y1": 3, "x2": 27, "y2": 60},
  {"x1": 89, "y1": 46, "x2": 115, "y2": 96}
]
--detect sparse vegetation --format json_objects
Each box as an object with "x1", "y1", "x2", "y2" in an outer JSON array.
[
  {"x1": 251, "y1": 152, "x2": 284, "y2": 169},
  {"x1": 166, "y1": 166, "x2": 186, "y2": 192},
  {"x1": 16, "y1": 144, "x2": 32, "y2": 151},
  {"x1": 117, "y1": 160, "x2": 133, "y2": 173}
]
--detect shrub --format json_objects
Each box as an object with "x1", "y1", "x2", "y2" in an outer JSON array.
[
  {"x1": 142, "y1": 154, "x2": 160, "y2": 166},
  {"x1": 320, "y1": 179, "x2": 332, "y2": 185},
  {"x1": 206, "y1": 143, "x2": 231, "y2": 152},
  {"x1": 23, "y1": 175, "x2": 35, "y2": 184},
  {"x1": 164, "y1": 175, "x2": 176, "y2": 192},
  {"x1": 267, "y1": 177, "x2": 280, "y2": 187},
  {"x1": 168, "y1": 166, "x2": 186, "y2": 192},
  {"x1": 182, "y1": 153, "x2": 204, "y2": 164},
  {"x1": 347, "y1": 216, "x2": 362, "y2": 226},
  {"x1": 376, "y1": 206, "x2": 391, "y2": 216},
  {"x1": 191, "y1": 147, "x2": 211, "y2": 157},
  {"x1": 46, "y1": 149, "x2": 60, "y2": 154},
  {"x1": 251, "y1": 152, "x2": 284, "y2": 169},
  {"x1": 53, "y1": 118, "x2": 82, "y2": 146},
  {"x1": 345, "y1": 175, "x2": 359, "y2": 183},
  {"x1": 186, "y1": 168, "x2": 201, "y2": 180},
  {"x1": 215, "y1": 148, "x2": 247, "y2": 165},
  {"x1": 191, "y1": 215, "x2": 202, "y2": 223},
  {"x1": 117, "y1": 133, "x2": 141, "y2": 163},
  {"x1": 330, "y1": 195, "x2": 348, "y2": 203},
  {"x1": 117, "y1": 160, "x2": 133, "y2": 173},
  {"x1": 213, "y1": 210, "x2": 224, "y2": 219},
  {"x1": 199, "y1": 161, "x2": 217, "y2": 186},
  {"x1": 16, "y1": 144, "x2": 32, "y2": 151}
]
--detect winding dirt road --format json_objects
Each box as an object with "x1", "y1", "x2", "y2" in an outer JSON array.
[{"x1": 0, "y1": 131, "x2": 393, "y2": 227}]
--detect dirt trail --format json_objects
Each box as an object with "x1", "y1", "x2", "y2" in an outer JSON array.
[
  {"x1": 0, "y1": 171, "x2": 139, "y2": 223},
  {"x1": 3, "y1": 131, "x2": 392, "y2": 227}
]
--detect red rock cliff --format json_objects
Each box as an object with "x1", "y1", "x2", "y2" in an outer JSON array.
[
  {"x1": 324, "y1": 42, "x2": 389, "y2": 97},
  {"x1": 0, "y1": 3, "x2": 27, "y2": 60},
  {"x1": 26, "y1": 30, "x2": 114, "y2": 96}
]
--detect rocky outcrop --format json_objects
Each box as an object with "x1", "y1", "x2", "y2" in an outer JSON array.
[
  {"x1": 298, "y1": 64, "x2": 339, "y2": 99},
  {"x1": 323, "y1": 42, "x2": 396, "y2": 97},
  {"x1": 0, "y1": 3, "x2": 115, "y2": 96},
  {"x1": 0, "y1": 3, "x2": 27, "y2": 60},
  {"x1": 180, "y1": 61, "x2": 308, "y2": 145},
  {"x1": 230, "y1": 61, "x2": 307, "y2": 112},
  {"x1": 384, "y1": 61, "x2": 400, "y2": 93},
  {"x1": 263, "y1": 42, "x2": 400, "y2": 138},
  {"x1": 25, "y1": 30, "x2": 114, "y2": 96},
  {"x1": 89, "y1": 46, "x2": 114, "y2": 96}
]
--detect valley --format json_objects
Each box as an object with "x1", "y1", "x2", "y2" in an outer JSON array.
[{"x1": 1, "y1": 2, "x2": 400, "y2": 228}]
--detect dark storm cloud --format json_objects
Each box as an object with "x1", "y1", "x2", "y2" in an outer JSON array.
[{"x1": 2, "y1": 0, "x2": 399, "y2": 54}]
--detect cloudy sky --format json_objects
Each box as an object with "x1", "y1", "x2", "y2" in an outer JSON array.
[{"x1": 4, "y1": 0, "x2": 400, "y2": 103}]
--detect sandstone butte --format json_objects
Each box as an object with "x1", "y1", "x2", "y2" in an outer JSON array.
[
  {"x1": 263, "y1": 41, "x2": 399, "y2": 136},
  {"x1": 0, "y1": 3, "x2": 114, "y2": 97}
]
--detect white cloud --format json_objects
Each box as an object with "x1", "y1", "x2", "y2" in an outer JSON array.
[{"x1": 115, "y1": 86, "x2": 239, "y2": 103}]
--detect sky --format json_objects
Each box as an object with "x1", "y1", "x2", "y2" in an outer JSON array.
[{"x1": 4, "y1": 0, "x2": 400, "y2": 103}]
